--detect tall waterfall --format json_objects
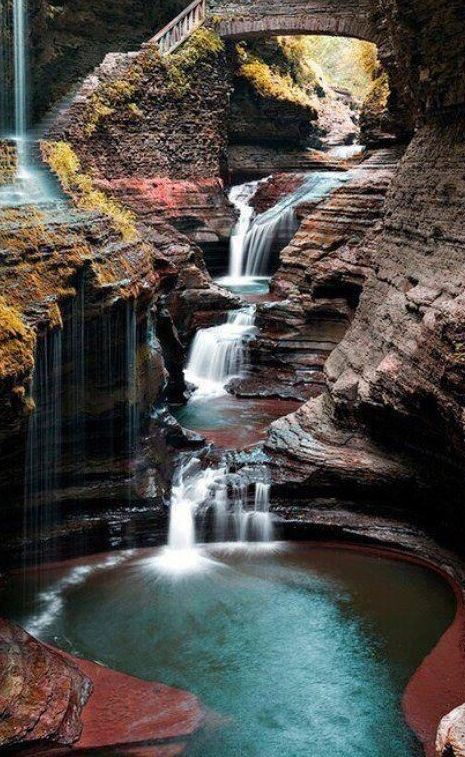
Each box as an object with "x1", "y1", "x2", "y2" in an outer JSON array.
[
  {"x1": 24, "y1": 329, "x2": 63, "y2": 566},
  {"x1": 223, "y1": 172, "x2": 348, "y2": 281},
  {"x1": 185, "y1": 306, "x2": 256, "y2": 399},
  {"x1": 0, "y1": 0, "x2": 56, "y2": 206},
  {"x1": 13, "y1": 0, "x2": 27, "y2": 143}
]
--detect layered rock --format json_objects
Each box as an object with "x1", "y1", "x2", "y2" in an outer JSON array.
[
  {"x1": 0, "y1": 619, "x2": 91, "y2": 748},
  {"x1": 47, "y1": 28, "x2": 235, "y2": 251},
  {"x1": 231, "y1": 149, "x2": 400, "y2": 402},
  {"x1": 228, "y1": 144, "x2": 348, "y2": 180},
  {"x1": 263, "y1": 0, "x2": 465, "y2": 544}
]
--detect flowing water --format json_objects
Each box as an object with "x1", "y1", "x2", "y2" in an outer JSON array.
[
  {"x1": 185, "y1": 306, "x2": 256, "y2": 399},
  {"x1": 218, "y1": 172, "x2": 348, "y2": 288},
  {"x1": 0, "y1": 0, "x2": 58, "y2": 206},
  {"x1": 24, "y1": 329, "x2": 63, "y2": 567},
  {"x1": 2, "y1": 545, "x2": 455, "y2": 756},
  {"x1": 155, "y1": 455, "x2": 274, "y2": 573}
]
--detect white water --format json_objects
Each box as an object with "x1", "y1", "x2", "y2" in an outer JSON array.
[
  {"x1": 219, "y1": 172, "x2": 348, "y2": 283},
  {"x1": 228, "y1": 180, "x2": 266, "y2": 281},
  {"x1": 157, "y1": 456, "x2": 275, "y2": 574},
  {"x1": 0, "y1": 0, "x2": 57, "y2": 207},
  {"x1": 184, "y1": 306, "x2": 256, "y2": 399}
]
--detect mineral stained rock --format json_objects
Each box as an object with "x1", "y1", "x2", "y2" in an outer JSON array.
[{"x1": 0, "y1": 618, "x2": 91, "y2": 747}]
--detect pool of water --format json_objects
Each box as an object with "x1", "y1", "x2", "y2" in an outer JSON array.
[
  {"x1": 172, "y1": 395, "x2": 300, "y2": 447},
  {"x1": 2, "y1": 544, "x2": 455, "y2": 756},
  {"x1": 216, "y1": 276, "x2": 271, "y2": 296}
]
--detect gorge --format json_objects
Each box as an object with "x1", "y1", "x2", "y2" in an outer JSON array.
[{"x1": 1, "y1": 0, "x2": 465, "y2": 755}]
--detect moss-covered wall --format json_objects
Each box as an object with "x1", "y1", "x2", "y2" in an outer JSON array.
[{"x1": 49, "y1": 29, "x2": 231, "y2": 181}]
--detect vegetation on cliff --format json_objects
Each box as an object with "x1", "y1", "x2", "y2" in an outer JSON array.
[
  {"x1": 231, "y1": 35, "x2": 389, "y2": 147},
  {"x1": 166, "y1": 27, "x2": 224, "y2": 97},
  {"x1": 41, "y1": 141, "x2": 138, "y2": 240},
  {"x1": 0, "y1": 296, "x2": 34, "y2": 378}
]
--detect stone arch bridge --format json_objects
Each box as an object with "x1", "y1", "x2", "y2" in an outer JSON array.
[{"x1": 208, "y1": 0, "x2": 383, "y2": 47}]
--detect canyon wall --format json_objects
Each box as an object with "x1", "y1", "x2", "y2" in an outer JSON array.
[{"x1": 266, "y1": 0, "x2": 465, "y2": 542}]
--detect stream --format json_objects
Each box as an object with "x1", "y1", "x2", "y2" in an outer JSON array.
[{"x1": 0, "y1": 7, "x2": 459, "y2": 751}]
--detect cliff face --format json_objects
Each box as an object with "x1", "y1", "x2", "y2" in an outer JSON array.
[
  {"x1": 49, "y1": 29, "x2": 230, "y2": 181},
  {"x1": 266, "y1": 0, "x2": 465, "y2": 541},
  {"x1": 0, "y1": 27, "x2": 239, "y2": 562},
  {"x1": 48, "y1": 28, "x2": 235, "y2": 247}
]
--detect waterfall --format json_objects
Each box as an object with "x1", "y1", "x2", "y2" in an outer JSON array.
[
  {"x1": 156, "y1": 456, "x2": 274, "y2": 573},
  {"x1": 126, "y1": 300, "x2": 139, "y2": 462},
  {"x1": 0, "y1": 0, "x2": 57, "y2": 206},
  {"x1": 24, "y1": 329, "x2": 63, "y2": 566},
  {"x1": 13, "y1": 0, "x2": 27, "y2": 145},
  {"x1": 184, "y1": 306, "x2": 256, "y2": 399},
  {"x1": 212, "y1": 469, "x2": 273, "y2": 544},
  {"x1": 167, "y1": 458, "x2": 221, "y2": 551},
  {"x1": 221, "y1": 172, "x2": 348, "y2": 282},
  {"x1": 227, "y1": 180, "x2": 265, "y2": 281}
]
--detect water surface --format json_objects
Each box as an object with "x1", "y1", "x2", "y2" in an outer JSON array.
[{"x1": 1, "y1": 544, "x2": 454, "y2": 756}]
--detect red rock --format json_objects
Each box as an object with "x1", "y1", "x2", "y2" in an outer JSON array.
[{"x1": 0, "y1": 619, "x2": 91, "y2": 748}]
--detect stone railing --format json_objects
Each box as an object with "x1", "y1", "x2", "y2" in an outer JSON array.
[{"x1": 151, "y1": 0, "x2": 206, "y2": 55}]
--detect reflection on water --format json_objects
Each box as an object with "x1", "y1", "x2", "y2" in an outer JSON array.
[{"x1": 2, "y1": 545, "x2": 454, "y2": 757}]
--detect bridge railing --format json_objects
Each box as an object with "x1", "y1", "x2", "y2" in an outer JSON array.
[{"x1": 151, "y1": 0, "x2": 206, "y2": 55}]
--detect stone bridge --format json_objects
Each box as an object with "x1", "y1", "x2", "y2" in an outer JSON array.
[{"x1": 207, "y1": 0, "x2": 381, "y2": 46}]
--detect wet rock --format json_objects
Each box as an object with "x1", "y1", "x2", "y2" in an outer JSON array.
[
  {"x1": 228, "y1": 144, "x2": 348, "y2": 180},
  {"x1": 0, "y1": 619, "x2": 91, "y2": 748}
]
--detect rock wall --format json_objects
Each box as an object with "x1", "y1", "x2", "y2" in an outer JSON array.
[
  {"x1": 49, "y1": 30, "x2": 231, "y2": 182},
  {"x1": 47, "y1": 29, "x2": 235, "y2": 246},
  {"x1": 266, "y1": 0, "x2": 465, "y2": 542}
]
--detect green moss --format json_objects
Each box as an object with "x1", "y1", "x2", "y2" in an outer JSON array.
[
  {"x1": 166, "y1": 27, "x2": 224, "y2": 97},
  {"x1": 239, "y1": 58, "x2": 315, "y2": 110},
  {"x1": 41, "y1": 140, "x2": 138, "y2": 241},
  {"x1": 84, "y1": 77, "x2": 142, "y2": 136}
]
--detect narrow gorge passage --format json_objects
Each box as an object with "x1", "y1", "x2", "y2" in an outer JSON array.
[{"x1": 1, "y1": 3, "x2": 465, "y2": 756}]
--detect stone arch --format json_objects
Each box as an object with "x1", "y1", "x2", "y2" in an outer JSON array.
[{"x1": 216, "y1": 16, "x2": 381, "y2": 47}]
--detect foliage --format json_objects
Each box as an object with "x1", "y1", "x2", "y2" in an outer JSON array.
[
  {"x1": 0, "y1": 296, "x2": 29, "y2": 340},
  {"x1": 363, "y1": 71, "x2": 390, "y2": 115},
  {"x1": 41, "y1": 141, "x2": 138, "y2": 241},
  {"x1": 239, "y1": 57, "x2": 316, "y2": 109},
  {"x1": 287, "y1": 36, "x2": 380, "y2": 100},
  {"x1": 166, "y1": 27, "x2": 224, "y2": 97},
  {"x1": 238, "y1": 35, "x2": 385, "y2": 106}
]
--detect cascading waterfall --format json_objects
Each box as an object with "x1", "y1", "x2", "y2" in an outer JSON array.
[
  {"x1": 157, "y1": 456, "x2": 274, "y2": 573},
  {"x1": 222, "y1": 172, "x2": 348, "y2": 281},
  {"x1": 227, "y1": 180, "x2": 265, "y2": 281},
  {"x1": 184, "y1": 306, "x2": 256, "y2": 399},
  {"x1": 212, "y1": 468, "x2": 273, "y2": 544}
]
